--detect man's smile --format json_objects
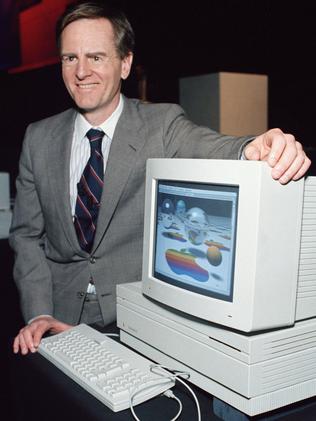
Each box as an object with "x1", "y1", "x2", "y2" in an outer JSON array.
[{"x1": 76, "y1": 83, "x2": 99, "y2": 89}]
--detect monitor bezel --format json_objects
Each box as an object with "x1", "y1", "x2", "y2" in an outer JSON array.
[{"x1": 142, "y1": 159, "x2": 304, "y2": 332}]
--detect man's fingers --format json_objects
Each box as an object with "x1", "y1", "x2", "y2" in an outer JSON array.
[
  {"x1": 30, "y1": 317, "x2": 56, "y2": 347},
  {"x1": 24, "y1": 327, "x2": 39, "y2": 353},
  {"x1": 18, "y1": 326, "x2": 38, "y2": 354},
  {"x1": 13, "y1": 329, "x2": 27, "y2": 355},
  {"x1": 270, "y1": 136, "x2": 304, "y2": 181},
  {"x1": 14, "y1": 318, "x2": 81, "y2": 355},
  {"x1": 270, "y1": 144, "x2": 298, "y2": 180},
  {"x1": 250, "y1": 129, "x2": 309, "y2": 183},
  {"x1": 17, "y1": 331, "x2": 29, "y2": 355},
  {"x1": 13, "y1": 335, "x2": 21, "y2": 354},
  {"x1": 292, "y1": 155, "x2": 312, "y2": 181},
  {"x1": 33, "y1": 324, "x2": 49, "y2": 348},
  {"x1": 274, "y1": 153, "x2": 305, "y2": 184},
  {"x1": 244, "y1": 143, "x2": 260, "y2": 161},
  {"x1": 265, "y1": 130, "x2": 289, "y2": 167},
  {"x1": 13, "y1": 318, "x2": 52, "y2": 355}
]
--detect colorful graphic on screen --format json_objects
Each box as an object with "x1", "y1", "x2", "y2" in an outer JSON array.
[
  {"x1": 154, "y1": 181, "x2": 238, "y2": 301},
  {"x1": 165, "y1": 249, "x2": 209, "y2": 282}
]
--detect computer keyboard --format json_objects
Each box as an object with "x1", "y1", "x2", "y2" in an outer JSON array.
[{"x1": 38, "y1": 324, "x2": 174, "y2": 412}]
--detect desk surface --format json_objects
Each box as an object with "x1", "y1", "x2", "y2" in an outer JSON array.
[{"x1": 8, "y1": 324, "x2": 316, "y2": 421}]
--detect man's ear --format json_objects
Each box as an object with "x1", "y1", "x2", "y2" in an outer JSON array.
[{"x1": 121, "y1": 52, "x2": 133, "y2": 80}]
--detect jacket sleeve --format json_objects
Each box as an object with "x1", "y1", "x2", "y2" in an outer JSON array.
[
  {"x1": 161, "y1": 104, "x2": 253, "y2": 159},
  {"x1": 9, "y1": 124, "x2": 54, "y2": 323}
]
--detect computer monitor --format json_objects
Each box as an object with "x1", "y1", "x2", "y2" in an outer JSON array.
[{"x1": 142, "y1": 159, "x2": 316, "y2": 332}]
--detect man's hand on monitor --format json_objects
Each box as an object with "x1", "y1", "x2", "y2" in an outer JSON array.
[
  {"x1": 244, "y1": 128, "x2": 311, "y2": 184},
  {"x1": 13, "y1": 316, "x2": 73, "y2": 355}
]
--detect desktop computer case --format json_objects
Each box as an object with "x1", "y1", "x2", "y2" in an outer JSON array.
[{"x1": 117, "y1": 282, "x2": 316, "y2": 416}]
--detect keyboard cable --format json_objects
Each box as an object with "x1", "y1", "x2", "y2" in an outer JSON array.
[
  {"x1": 129, "y1": 364, "x2": 201, "y2": 421},
  {"x1": 163, "y1": 389, "x2": 183, "y2": 421}
]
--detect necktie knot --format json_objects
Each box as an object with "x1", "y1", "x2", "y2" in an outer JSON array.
[{"x1": 86, "y1": 128, "x2": 105, "y2": 152}]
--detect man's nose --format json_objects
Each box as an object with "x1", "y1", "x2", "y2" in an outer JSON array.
[{"x1": 75, "y1": 58, "x2": 92, "y2": 79}]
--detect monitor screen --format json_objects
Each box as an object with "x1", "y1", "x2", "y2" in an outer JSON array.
[{"x1": 154, "y1": 180, "x2": 238, "y2": 301}]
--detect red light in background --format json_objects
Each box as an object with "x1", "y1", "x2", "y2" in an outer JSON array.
[{"x1": 10, "y1": 0, "x2": 73, "y2": 73}]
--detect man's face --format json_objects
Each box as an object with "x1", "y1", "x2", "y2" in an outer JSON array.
[{"x1": 60, "y1": 18, "x2": 133, "y2": 125}]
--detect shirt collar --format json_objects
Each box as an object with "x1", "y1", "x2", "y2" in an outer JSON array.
[{"x1": 75, "y1": 94, "x2": 124, "y2": 141}]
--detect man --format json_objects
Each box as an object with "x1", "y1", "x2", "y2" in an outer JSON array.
[{"x1": 10, "y1": 1, "x2": 310, "y2": 355}]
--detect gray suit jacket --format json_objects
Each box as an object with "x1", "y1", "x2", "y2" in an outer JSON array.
[{"x1": 9, "y1": 97, "x2": 251, "y2": 325}]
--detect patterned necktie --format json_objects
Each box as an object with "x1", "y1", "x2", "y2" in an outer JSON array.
[{"x1": 74, "y1": 128, "x2": 105, "y2": 252}]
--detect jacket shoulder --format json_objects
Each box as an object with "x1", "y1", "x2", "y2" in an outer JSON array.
[{"x1": 123, "y1": 97, "x2": 186, "y2": 122}]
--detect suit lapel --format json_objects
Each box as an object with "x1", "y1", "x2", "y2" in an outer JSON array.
[
  {"x1": 47, "y1": 109, "x2": 83, "y2": 253},
  {"x1": 92, "y1": 98, "x2": 147, "y2": 251}
]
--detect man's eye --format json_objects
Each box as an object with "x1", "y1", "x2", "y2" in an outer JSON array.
[
  {"x1": 93, "y1": 56, "x2": 101, "y2": 62},
  {"x1": 62, "y1": 56, "x2": 76, "y2": 63}
]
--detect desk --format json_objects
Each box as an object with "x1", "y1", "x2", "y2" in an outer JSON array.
[{"x1": 8, "y1": 324, "x2": 316, "y2": 421}]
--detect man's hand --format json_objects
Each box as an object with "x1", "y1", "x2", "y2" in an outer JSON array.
[
  {"x1": 13, "y1": 316, "x2": 73, "y2": 355},
  {"x1": 244, "y1": 128, "x2": 311, "y2": 184}
]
